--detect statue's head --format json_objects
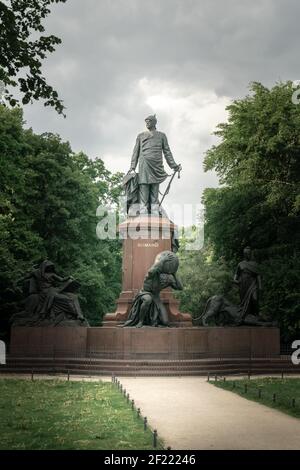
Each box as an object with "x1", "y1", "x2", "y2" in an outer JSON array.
[
  {"x1": 145, "y1": 114, "x2": 157, "y2": 130},
  {"x1": 40, "y1": 260, "x2": 55, "y2": 276},
  {"x1": 154, "y1": 250, "x2": 179, "y2": 274},
  {"x1": 243, "y1": 246, "x2": 252, "y2": 260}
]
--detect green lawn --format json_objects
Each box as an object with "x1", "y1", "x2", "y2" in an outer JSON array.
[
  {"x1": 0, "y1": 378, "x2": 159, "y2": 450},
  {"x1": 214, "y1": 377, "x2": 300, "y2": 418}
]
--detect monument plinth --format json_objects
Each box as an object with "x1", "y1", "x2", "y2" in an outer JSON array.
[
  {"x1": 8, "y1": 113, "x2": 281, "y2": 366},
  {"x1": 10, "y1": 326, "x2": 280, "y2": 359},
  {"x1": 103, "y1": 216, "x2": 192, "y2": 327}
]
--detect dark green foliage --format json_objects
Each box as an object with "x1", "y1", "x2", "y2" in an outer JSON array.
[
  {"x1": 202, "y1": 82, "x2": 300, "y2": 341},
  {"x1": 176, "y1": 244, "x2": 238, "y2": 320},
  {"x1": 0, "y1": 105, "x2": 123, "y2": 332},
  {"x1": 0, "y1": 0, "x2": 66, "y2": 114}
]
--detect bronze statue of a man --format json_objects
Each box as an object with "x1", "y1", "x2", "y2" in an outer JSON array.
[{"x1": 128, "y1": 115, "x2": 181, "y2": 215}]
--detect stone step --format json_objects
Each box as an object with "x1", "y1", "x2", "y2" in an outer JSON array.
[
  {"x1": 4, "y1": 356, "x2": 294, "y2": 364},
  {"x1": 1, "y1": 358, "x2": 297, "y2": 377},
  {"x1": 0, "y1": 368, "x2": 297, "y2": 377},
  {"x1": 3, "y1": 364, "x2": 295, "y2": 373}
]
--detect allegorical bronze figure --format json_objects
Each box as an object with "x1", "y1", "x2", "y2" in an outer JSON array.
[
  {"x1": 125, "y1": 114, "x2": 181, "y2": 216},
  {"x1": 11, "y1": 260, "x2": 89, "y2": 326},
  {"x1": 198, "y1": 295, "x2": 276, "y2": 327},
  {"x1": 195, "y1": 247, "x2": 276, "y2": 327},
  {"x1": 123, "y1": 251, "x2": 183, "y2": 328},
  {"x1": 233, "y1": 246, "x2": 261, "y2": 321}
]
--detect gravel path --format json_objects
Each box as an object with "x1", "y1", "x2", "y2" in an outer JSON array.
[{"x1": 119, "y1": 376, "x2": 300, "y2": 450}]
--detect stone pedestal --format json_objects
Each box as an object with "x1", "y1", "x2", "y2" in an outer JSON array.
[
  {"x1": 103, "y1": 216, "x2": 192, "y2": 327},
  {"x1": 10, "y1": 326, "x2": 87, "y2": 357},
  {"x1": 9, "y1": 326, "x2": 280, "y2": 359},
  {"x1": 88, "y1": 326, "x2": 280, "y2": 359}
]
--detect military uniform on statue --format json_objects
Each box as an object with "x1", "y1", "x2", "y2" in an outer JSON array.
[
  {"x1": 103, "y1": 114, "x2": 191, "y2": 328},
  {"x1": 126, "y1": 114, "x2": 181, "y2": 216}
]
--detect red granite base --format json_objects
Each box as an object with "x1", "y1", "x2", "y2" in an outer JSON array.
[
  {"x1": 103, "y1": 216, "x2": 193, "y2": 327},
  {"x1": 10, "y1": 326, "x2": 87, "y2": 357},
  {"x1": 10, "y1": 326, "x2": 280, "y2": 359}
]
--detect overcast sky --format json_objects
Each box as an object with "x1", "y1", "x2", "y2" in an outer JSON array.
[{"x1": 21, "y1": 0, "x2": 300, "y2": 225}]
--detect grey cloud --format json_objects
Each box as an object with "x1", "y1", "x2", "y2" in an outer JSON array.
[{"x1": 21, "y1": 0, "x2": 300, "y2": 224}]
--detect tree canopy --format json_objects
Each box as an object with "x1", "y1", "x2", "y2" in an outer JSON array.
[
  {"x1": 0, "y1": 105, "x2": 123, "y2": 336},
  {"x1": 177, "y1": 82, "x2": 300, "y2": 341},
  {"x1": 1, "y1": 81, "x2": 299, "y2": 343},
  {"x1": 0, "y1": 0, "x2": 66, "y2": 114}
]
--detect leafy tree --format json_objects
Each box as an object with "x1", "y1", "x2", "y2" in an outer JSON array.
[
  {"x1": 0, "y1": 105, "x2": 123, "y2": 336},
  {"x1": 176, "y1": 243, "x2": 237, "y2": 321},
  {"x1": 0, "y1": 0, "x2": 66, "y2": 114},
  {"x1": 202, "y1": 82, "x2": 300, "y2": 341}
]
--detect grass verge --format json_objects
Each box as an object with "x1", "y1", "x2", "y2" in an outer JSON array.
[
  {"x1": 0, "y1": 378, "x2": 159, "y2": 450},
  {"x1": 214, "y1": 377, "x2": 300, "y2": 418}
]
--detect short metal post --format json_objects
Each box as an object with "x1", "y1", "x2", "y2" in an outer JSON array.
[
  {"x1": 89, "y1": 350, "x2": 92, "y2": 378},
  {"x1": 123, "y1": 388, "x2": 126, "y2": 397},
  {"x1": 273, "y1": 393, "x2": 276, "y2": 403},
  {"x1": 131, "y1": 399, "x2": 134, "y2": 410},
  {"x1": 292, "y1": 398, "x2": 296, "y2": 408},
  {"x1": 31, "y1": 369, "x2": 34, "y2": 381},
  {"x1": 127, "y1": 393, "x2": 130, "y2": 403},
  {"x1": 223, "y1": 376, "x2": 226, "y2": 383},
  {"x1": 120, "y1": 384, "x2": 123, "y2": 392},
  {"x1": 67, "y1": 370, "x2": 70, "y2": 382},
  {"x1": 137, "y1": 407, "x2": 141, "y2": 419},
  {"x1": 153, "y1": 429, "x2": 157, "y2": 448},
  {"x1": 248, "y1": 371, "x2": 251, "y2": 380},
  {"x1": 207, "y1": 372, "x2": 210, "y2": 382},
  {"x1": 144, "y1": 417, "x2": 147, "y2": 431},
  {"x1": 215, "y1": 375, "x2": 217, "y2": 382}
]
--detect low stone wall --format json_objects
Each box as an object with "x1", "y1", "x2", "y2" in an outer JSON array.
[{"x1": 10, "y1": 326, "x2": 280, "y2": 359}]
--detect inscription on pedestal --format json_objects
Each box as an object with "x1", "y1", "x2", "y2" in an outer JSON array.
[{"x1": 137, "y1": 242, "x2": 159, "y2": 248}]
